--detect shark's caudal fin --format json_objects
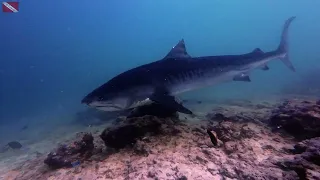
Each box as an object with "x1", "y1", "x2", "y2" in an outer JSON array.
[{"x1": 277, "y1": 16, "x2": 296, "y2": 72}]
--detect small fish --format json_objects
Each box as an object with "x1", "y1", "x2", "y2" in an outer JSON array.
[{"x1": 207, "y1": 129, "x2": 218, "y2": 146}]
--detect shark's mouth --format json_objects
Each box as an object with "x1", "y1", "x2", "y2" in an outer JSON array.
[
  {"x1": 96, "y1": 105, "x2": 122, "y2": 109},
  {"x1": 94, "y1": 105, "x2": 123, "y2": 111},
  {"x1": 90, "y1": 102, "x2": 124, "y2": 111}
]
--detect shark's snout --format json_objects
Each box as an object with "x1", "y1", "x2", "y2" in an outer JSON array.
[{"x1": 81, "y1": 96, "x2": 92, "y2": 105}]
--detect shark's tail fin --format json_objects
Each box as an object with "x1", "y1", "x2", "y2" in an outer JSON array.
[{"x1": 277, "y1": 16, "x2": 296, "y2": 72}]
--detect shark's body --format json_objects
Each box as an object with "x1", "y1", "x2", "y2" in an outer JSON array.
[{"x1": 82, "y1": 17, "x2": 296, "y2": 114}]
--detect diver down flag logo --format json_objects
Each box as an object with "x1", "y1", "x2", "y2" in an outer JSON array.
[{"x1": 2, "y1": 2, "x2": 19, "y2": 13}]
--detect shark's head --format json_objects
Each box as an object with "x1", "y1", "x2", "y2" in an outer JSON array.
[
  {"x1": 81, "y1": 87, "x2": 133, "y2": 112},
  {"x1": 81, "y1": 69, "x2": 155, "y2": 112}
]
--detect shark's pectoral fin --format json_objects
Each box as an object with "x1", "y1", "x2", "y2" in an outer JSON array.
[
  {"x1": 150, "y1": 92, "x2": 193, "y2": 114},
  {"x1": 260, "y1": 64, "x2": 270, "y2": 71},
  {"x1": 233, "y1": 73, "x2": 251, "y2": 82}
]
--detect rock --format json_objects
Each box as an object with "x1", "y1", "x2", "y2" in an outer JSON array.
[
  {"x1": 219, "y1": 166, "x2": 237, "y2": 179},
  {"x1": 192, "y1": 127, "x2": 206, "y2": 135},
  {"x1": 177, "y1": 175, "x2": 188, "y2": 180},
  {"x1": 207, "y1": 162, "x2": 219, "y2": 175},
  {"x1": 211, "y1": 121, "x2": 258, "y2": 142},
  {"x1": 256, "y1": 104, "x2": 267, "y2": 109},
  {"x1": 240, "y1": 124, "x2": 258, "y2": 139},
  {"x1": 234, "y1": 164, "x2": 286, "y2": 180},
  {"x1": 211, "y1": 121, "x2": 236, "y2": 142},
  {"x1": 275, "y1": 137, "x2": 320, "y2": 180},
  {"x1": 282, "y1": 171, "x2": 300, "y2": 180},
  {"x1": 147, "y1": 170, "x2": 156, "y2": 178},
  {"x1": 269, "y1": 99, "x2": 320, "y2": 140},
  {"x1": 224, "y1": 141, "x2": 238, "y2": 154},
  {"x1": 133, "y1": 140, "x2": 150, "y2": 156},
  {"x1": 100, "y1": 116, "x2": 165, "y2": 149},
  {"x1": 206, "y1": 113, "x2": 226, "y2": 123},
  {"x1": 44, "y1": 133, "x2": 94, "y2": 169}
]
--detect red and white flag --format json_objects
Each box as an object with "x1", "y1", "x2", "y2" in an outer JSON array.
[{"x1": 2, "y1": 2, "x2": 19, "y2": 13}]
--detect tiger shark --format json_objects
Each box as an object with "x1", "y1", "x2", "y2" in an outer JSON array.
[{"x1": 81, "y1": 16, "x2": 296, "y2": 114}]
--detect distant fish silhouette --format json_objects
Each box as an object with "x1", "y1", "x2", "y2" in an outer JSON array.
[
  {"x1": 7, "y1": 141, "x2": 22, "y2": 149},
  {"x1": 20, "y1": 125, "x2": 28, "y2": 131},
  {"x1": 0, "y1": 141, "x2": 29, "y2": 153}
]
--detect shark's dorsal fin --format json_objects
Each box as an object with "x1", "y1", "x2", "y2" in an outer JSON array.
[
  {"x1": 164, "y1": 39, "x2": 191, "y2": 59},
  {"x1": 251, "y1": 48, "x2": 264, "y2": 54}
]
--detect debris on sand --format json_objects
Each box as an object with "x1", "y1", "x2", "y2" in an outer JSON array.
[{"x1": 269, "y1": 99, "x2": 320, "y2": 140}]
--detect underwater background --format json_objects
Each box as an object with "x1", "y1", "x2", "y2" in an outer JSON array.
[{"x1": 1, "y1": 0, "x2": 320, "y2": 141}]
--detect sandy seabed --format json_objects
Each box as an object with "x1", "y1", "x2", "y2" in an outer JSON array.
[{"x1": 0, "y1": 95, "x2": 319, "y2": 180}]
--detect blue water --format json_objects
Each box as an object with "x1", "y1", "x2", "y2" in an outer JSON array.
[{"x1": 1, "y1": 1, "x2": 320, "y2": 130}]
